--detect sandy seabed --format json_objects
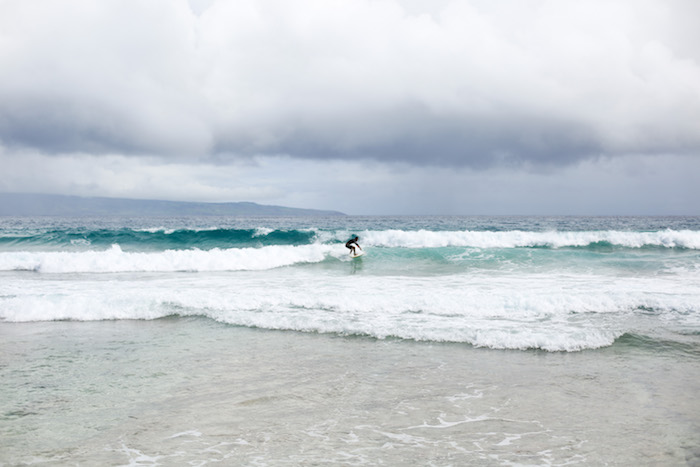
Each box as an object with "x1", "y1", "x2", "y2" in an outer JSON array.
[{"x1": 1, "y1": 318, "x2": 699, "y2": 466}]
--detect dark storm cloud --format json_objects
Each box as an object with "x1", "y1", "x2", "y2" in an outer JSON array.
[
  {"x1": 0, "y1": 98, "x2": 142, "y2": 155},
  {"x1": 1, "y1": 0, "x2": 699, "y2": 167},
  {"x1": 227, "y1": 106, "x2": 604, "y2": 168}
]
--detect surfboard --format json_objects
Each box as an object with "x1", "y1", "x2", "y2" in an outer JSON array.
[{"x1": 350, "y1": 247, "x2": 364, "y2": 258}]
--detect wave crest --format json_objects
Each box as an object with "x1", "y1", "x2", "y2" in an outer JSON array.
[
  {"x1": 0, "y1": 244, "x2": 334, "y2": 273},
  {"x1": 358, "y1": 229, "x2": 700, "y2": 249}
]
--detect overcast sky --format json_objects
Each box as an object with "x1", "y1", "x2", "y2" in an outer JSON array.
[{"x1": 1, "y1": 0, "x2": 699, "y2": 215}]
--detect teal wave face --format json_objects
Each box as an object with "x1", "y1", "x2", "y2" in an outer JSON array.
[
  {"x1": 614, "y1": 333, "x2": 700, "y2": 359},
  {"x1": 340, "y1": 245, "x2": 695, "y2": 278},
  {"x1": 1, "y1": 216, "x2": 699, "y2": 259},
  {"x1": 0, "y1": 228, "x2": 319, "y2": 251}
]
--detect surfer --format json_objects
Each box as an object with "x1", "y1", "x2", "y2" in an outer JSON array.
[{"x1": 346, "y1": 236, "x2": 362, "y2": 256}]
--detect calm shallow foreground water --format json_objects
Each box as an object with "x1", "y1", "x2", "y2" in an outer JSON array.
[{"x1": 1, "y1": 318, "x2": 698, "y2": 466}]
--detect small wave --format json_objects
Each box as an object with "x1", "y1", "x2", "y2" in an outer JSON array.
[
  {"x1": 614, "y1": 333, "x2": 700, "y2": 357},
  {"x1": 3, "y1": 269, "x2": 697, "y2": 351},
  {"x1": 0, "y1": 295, "x2": 623, "y2": 351},
  {"x1": 0, "y1": 244, "x2": 336, "y2": 273}
]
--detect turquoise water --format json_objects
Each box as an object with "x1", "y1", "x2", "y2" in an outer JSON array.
[{"x1": 1, "y1": 216, "x2": 699, "y2": 465}]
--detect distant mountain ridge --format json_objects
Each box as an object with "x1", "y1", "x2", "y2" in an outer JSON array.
[{"x1": 0, "y1": 193, "x2": 346, "y2": 217}]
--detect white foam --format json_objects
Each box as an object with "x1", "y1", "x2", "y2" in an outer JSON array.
[
  {"x1": 135, "y1": 227, "x2": 176, "y2": 234},
  {"x1": 253, "y1": 227, "x2": 274, "y2": 237},
  {"x1": 0, "y1": 244, "x2": 337, "y2": 273},
  {"x1": 2, "y1": 269, "x2": 697, "y2": 352},
  {"x1": 70, "y1": 238, "x2": 91, "y2": 247},
  {"x1": 355, "y1": 229, "x2": 700, "y2": 249},
  {"x1": 168, "y1": 430, "x2": 203, "y2": 439},
  {"x1": 135, "y1": 226, "x2": 220, "y2": 234}
]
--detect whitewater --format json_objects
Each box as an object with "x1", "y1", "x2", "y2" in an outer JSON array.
[{"x1": 1, "y1": 216, "x2": 699, "y2": 352}]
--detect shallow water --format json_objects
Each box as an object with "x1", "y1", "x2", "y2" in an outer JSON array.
[{"x1": 1, "y1": 319, "x2": 698, "y2": 466}]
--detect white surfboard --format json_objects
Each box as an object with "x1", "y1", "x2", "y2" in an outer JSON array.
[{"x1": 350, "y1": 247, "x2": 364, "y2": 258}]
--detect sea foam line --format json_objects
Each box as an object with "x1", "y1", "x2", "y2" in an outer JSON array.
[
  {"x1": 0, "y1": 244, "x2": 335, "y2": 273},
  {"x1": 357, "y1": 229, "x2": 700, "y2": 249},
  {"x1": 3, "y1": 270, "x2": 697, "y2": 351}
]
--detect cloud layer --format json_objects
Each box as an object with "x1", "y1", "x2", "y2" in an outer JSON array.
[
  {"x1": 2, "y1": 0, "x2": 699, "y2": 167},
  {"x1": 2, "y1": 145, "x2": 698, "y2": 215}
]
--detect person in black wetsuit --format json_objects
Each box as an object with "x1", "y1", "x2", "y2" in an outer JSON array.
[{"x1": 345, "y1": 236, "x2": 361, "y2": 255}]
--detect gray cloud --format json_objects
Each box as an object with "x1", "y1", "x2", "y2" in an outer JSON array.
[
  {"x1": 2, "y1": 147, "x2": 698, "y2": 215},
  {"x1": 1, "y1": 0, "x2": 699, "y2": 168}
]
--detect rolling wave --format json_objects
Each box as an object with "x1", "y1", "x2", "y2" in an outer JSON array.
[
  {"x1": 357, "y1": 229, "x2": 700, "y2": 249},
  {"x1": 2, "y1": 272, "x2": 697, "y2": 352},
  {"x1": 0, "y1": 244, "x2": 336, "y2": 273},
  {"x1": 1, "y1": 227, "x2": 698, "y2": 251},
  {"x1": 1, "y1": 228, "x2": 698, "y2": 274},
  {"x1": 0, "y1": 227, "x2": 318, "y2": 250}
]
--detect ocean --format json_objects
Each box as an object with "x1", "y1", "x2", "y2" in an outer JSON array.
[{"x1": 1, "y1": 215, "x2": 698, "y2": 466}]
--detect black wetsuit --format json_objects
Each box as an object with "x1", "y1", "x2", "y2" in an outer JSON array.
[{"x1": 346, "y1": 238, "x2": 359, "y2": 253}]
